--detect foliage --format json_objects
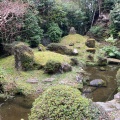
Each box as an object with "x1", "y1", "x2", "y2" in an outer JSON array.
[
  {"x1": 102, "y1": 46, "x2": 120, "y2": 58},
  {"x1": 110, "y1": 3, "x2": 120, "y2": 37},
  {"x1": 89, "y1": 26, "x2": 104, "y2": 38},
  {"x1": 23, "y1": 10, "x2": 43, "y2": 47},
  {"x1": 102, "y1": 0, "x2": 115, "y2": 12},
  {"x1": 0, "y1": 0, "x2": 28, "y2": 43},
  {"x1": 47, "y1": 23, "x2": 62, "y2": 42},
  {"x1": 0, "y1": 67, "x2": 7, "y2": 83},
  {"x1": 29, "y1": 85, "x2": 91, "y2": 120},
  {"x1": 105, "y1": 35, "x2": 117, "y2": 43},
  {"x1": 44, "y1": 60, "x2": 61, "y2": 74}
]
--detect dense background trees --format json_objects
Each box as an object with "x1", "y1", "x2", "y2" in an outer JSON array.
[{"x1": 0, "y1": 0, "x2": 120, "y2": 46}]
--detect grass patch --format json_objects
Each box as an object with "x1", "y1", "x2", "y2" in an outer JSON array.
[{"x1": 34, "y1": 51, "x2": 71, "y2": 66}]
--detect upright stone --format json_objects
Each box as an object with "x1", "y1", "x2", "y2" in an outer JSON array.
[
  {"x1": 69, "y1": 27, "x2": 76, "y2": 34},
  {"x1": 14, "y1": 43, "x2": 34, "y2": 71}
]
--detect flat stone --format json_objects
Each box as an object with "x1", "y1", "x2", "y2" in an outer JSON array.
[
  {"x1": 26, "y1": 78, "x2": 38, "y2": 84},
  {"x1": 42, "y1": 78, "x2": 55, "y2": 82},
  {"x1": 89, "y1": 79, "x2": 106, "y2": 87},
  {"x1": 107, "y1": 58, "x2": 120, "y2": 64}
]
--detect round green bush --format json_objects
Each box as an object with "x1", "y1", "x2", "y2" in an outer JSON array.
[
  {"x1": 29, "y1": 85, "x2": 90, "y2": 120},
  {"x1": 44, "y1": 60, "x2": 61, "y2": 74}
]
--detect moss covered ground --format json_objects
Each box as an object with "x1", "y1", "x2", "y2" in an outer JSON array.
[{"x1": 0, "y1": 34, "x2": 99, "y2": 97}]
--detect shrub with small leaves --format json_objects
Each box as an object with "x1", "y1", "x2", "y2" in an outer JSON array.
[
  {"x1": 44, "y1": 60, "x2": 61, "y2": 74},
  {"x1": 29, "y1": 85, "x2": 91, "y2": 120},
  {"x1": 47, "y1": 23, "x2": 62, "y2": 43}
]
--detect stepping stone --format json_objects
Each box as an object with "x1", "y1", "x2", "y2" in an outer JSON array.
[{"x1": 26, "y1": 78, "x2": 38, "y2": 84}]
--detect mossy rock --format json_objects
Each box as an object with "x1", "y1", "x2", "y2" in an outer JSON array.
[
  {"x1": 29, "y1": 85, "x2": 90, "y2": 120},
  {"x1": 38, "y1": 44, "x2": 46, "y2": 51},
  {"x1": 3, "y1": 42, "x2": 28, "y2": 55},
  {"x1": 47, "y1": 43, "x2": 73, "y2": 55},
  {"x1": 14, "y1": 43, "x2": 34, "y2": 71},
  {"x1": 85, "y1": 39, "x2": 95, "y2": 48}
]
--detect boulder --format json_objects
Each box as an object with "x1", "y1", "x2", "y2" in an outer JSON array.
[
  {"x1": 89, "y1": 79, "x2": 106, "y2": 87},
  {"x1": 3, "y1": 41, "x2": 26, "y2": 55},
  {"x1": 85, "y1": 39, "x2": 95, "y2": 48},
  {"x1": 14, "y1": 43, "x2": 34, "y2": 71},
  {"x1": 61, "y1": 63, "x2": 72, "y2": 72},
  {"x1": 47, "y1": 43, "x2": 73, "y2": 55}
]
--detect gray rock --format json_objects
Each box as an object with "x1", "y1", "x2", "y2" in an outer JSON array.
[
  {"x1": 42, "y1": 78, "x2": 55, "y2": 83},
  {"x1": 72, "y1": 49, "x2": 78, "y2": 55},
  {"x1": 61, "y1": 63, "x2": 72, "y2": 72},
  {"x1": 26, "y1": 78, "x2": 38, "y2": 84},
  {"x1": 69, "y1": 27, "x2": 76, "y2": 34},
  {"x1": 89, "y1": 79, "x2": 106, "y2": 87}
]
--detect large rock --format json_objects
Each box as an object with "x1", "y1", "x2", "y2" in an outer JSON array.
[
  {"x1": 89, "y1": 79, "x2": 106, "y2": 87},
  {"x1": 85, "y1": 38, "x2": 95, "y2": 48},
  {"x1": 3, "y1": 41, "x2": 25, "y2": 55},
  {"x1": 47, "y1": 43, "x2": 73, "y2": 55},
  {"x1": 14, "y1": 43, "x2": 34, "y2": 71}
]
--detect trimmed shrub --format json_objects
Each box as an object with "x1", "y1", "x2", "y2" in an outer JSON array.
[
  {"x1": 44, "y1": 60, "x2": 61, "y2": 74},
  {"x1": 29, "y1": 85, "x2": 90, "y2": 120}
]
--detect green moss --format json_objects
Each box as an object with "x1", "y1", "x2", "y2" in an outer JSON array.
[
  {"x1": 34, "y1": 51, "x2": 71, "y2": 66},
  {"x1": 29, "y1": 85, "x2": 90, "y2": 120}
]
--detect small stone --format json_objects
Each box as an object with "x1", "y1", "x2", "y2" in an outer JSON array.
[
  {"x1": 99, "y1": 67, "x2": 106, "y2": 71},
  {"x1": 73, "y1": 49, "x2": 78, "y2": 55},
  {"x1": 69, "y1": 43, "x2": 74, "y2": 46}
]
